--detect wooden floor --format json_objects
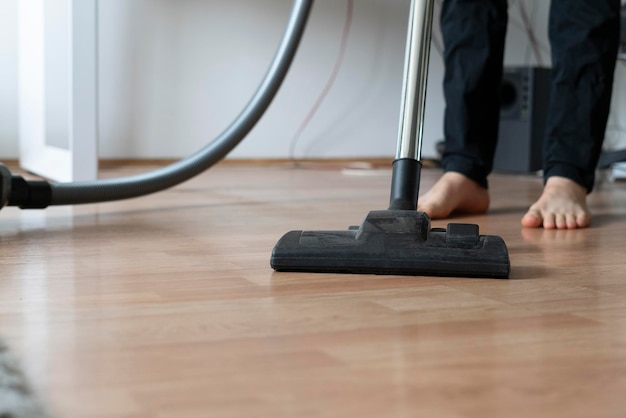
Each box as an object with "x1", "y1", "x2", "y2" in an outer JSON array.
[{"x1": 1, "y1": 162, "x2": 626, "y2": 418}]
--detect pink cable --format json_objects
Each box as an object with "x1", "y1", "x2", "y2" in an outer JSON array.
[{"x1": 288, "y1": 0, "x2": 355, "y2": 161}]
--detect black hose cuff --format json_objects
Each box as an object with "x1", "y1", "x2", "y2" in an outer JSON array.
[
  {"x1": 8, "y1": 176, "x2": 52, "y2": 209},
  {"x1": 0, "y1": 164, "x2": 10, "y2": 209},
  {"x1": 388, "y1": 159, "x2": 421, "y2": 211}
]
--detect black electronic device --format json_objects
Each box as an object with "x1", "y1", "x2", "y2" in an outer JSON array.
[{"x1": 493, "y1": 66, "x2": 551, "y2": 173}]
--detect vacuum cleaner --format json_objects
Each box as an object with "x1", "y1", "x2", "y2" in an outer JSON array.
[
  {"x1": 270, "y1": 0, "x2": 511, "y2": 278},
  {"x1": 0, "y1": 0, "x2": 510, "y2": 278}
]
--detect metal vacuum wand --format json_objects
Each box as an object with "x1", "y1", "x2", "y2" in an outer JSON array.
[
  {"x1": 397, "y1": 0, "x2": 434, "y2": 161},
  {"x1": 389, "y1": 0, "x2": 434, "y2": 211}
]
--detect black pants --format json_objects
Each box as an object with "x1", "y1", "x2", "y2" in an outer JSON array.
[{"x1": 440, "y1": 0, "x2": 621, "y2": 191}]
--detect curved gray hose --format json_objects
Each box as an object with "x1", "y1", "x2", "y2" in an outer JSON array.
[{"x1": 51, "y1": 0, "x2": 313, "y2": 205}]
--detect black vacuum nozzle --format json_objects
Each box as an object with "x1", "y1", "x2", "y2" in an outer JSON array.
[{"x1": 271, "y1": 210, "x2": 510, "y2": 279}]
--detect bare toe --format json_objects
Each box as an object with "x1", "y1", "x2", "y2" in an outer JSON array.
[
  {"x1": 576, "y1": 212, "x2": 591, "y2": 228},
  {"x1": 521, "y1": 211, "x2": 542, "y2": 228}
]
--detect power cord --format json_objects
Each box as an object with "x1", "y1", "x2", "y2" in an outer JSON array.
[{"x1": 288, "y1": 0, "x2": 354, "y2": 163}]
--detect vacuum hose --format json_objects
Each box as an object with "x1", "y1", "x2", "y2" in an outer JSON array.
[{"x1": 2, "y1": 0, "x2": 313, "y2": 209}]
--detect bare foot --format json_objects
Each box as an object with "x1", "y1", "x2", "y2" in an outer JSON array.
[
  {"x1": 417, "y1": 172, "x2": 490, "y2": 219},
  {"x1": 521, "y1": 176, "x2": 591, "y2": 229}
]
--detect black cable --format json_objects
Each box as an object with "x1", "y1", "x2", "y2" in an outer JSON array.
[
  {"x1": 517, "y1": 0, "x2": 544, "y2": 66},
  {"x1": 430, "y1": 0, "x2": 444, "y2": 57}
]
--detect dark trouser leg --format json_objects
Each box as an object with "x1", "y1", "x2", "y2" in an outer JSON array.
[
  {"x1": 440, "y1": 0, "x2": 508, "y2": 189},
  {"x1": 545, "y1": 0, "x2": 620, "y2": 192}
]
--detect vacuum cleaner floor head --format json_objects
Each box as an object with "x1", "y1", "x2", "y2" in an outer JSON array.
[{"x1": 271, "y1": 210, "x2": 510, "y2": 279}]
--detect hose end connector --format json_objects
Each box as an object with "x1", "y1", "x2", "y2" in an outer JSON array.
[
  {"x1": 0, "y1": 163, "x2": 52, "y2": 210},
  {"x1": 0, "y1": 164, "x2": 10, "y2": 210}
]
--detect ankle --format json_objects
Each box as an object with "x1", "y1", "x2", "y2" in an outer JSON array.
[
  {"x1": 544, "y1": 176, "x2": 588, "y2": 200},
  {"x1": 442, "y1": 171, "x2": 487, "y2": 190}
]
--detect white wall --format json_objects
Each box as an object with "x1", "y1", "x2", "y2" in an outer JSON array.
[
  {"x1": 96, "y1": 0, "x2": 412, "y2": 159},
  {"x1": 0, "y1": 0, "x2": 18, "y2": 158},
  {"x1": 1, "y1": 0, "x2": 625, "y2": 160}
]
